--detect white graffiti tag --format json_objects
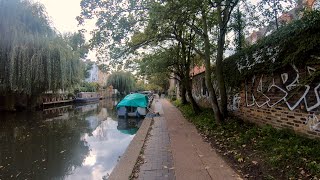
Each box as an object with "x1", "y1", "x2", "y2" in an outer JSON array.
[
  {"x1": 244, "y1": 64, "x2": 320, "y2": 112},
  {"x1": 305, "y1": 114, "x2": 320, "y2": 132}
]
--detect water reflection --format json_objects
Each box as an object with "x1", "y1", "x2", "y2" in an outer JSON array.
[{"x1": 0, "y1": 99, "x2": 142, "y2": 180}]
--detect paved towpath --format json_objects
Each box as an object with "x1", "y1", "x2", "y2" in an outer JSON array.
[
  {"x1": 138, "y1": 99, "x2": 175, "y2": 180},
  {"x1": 137, "y1": 97, "x2": 241, "y2": 180}
]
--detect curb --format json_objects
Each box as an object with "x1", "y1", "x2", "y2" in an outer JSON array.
[{"x1": 108, "y1": 117, "x2": 153, "y2": 180}]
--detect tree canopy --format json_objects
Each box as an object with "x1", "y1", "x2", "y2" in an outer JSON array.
[
  {"x1": 0, "y1": 0, "x2": 87, "y2": 97},
  {"x1": 78, "y1": 0, "x2": 305, "y2": 123},
  {"x1": 107, "y1": 71, "x2": 136, "y2": 94}
]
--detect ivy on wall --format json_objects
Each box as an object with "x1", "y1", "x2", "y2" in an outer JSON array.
[{"x1": 224, "y1": 10, "x2": 320, "y2": 89}]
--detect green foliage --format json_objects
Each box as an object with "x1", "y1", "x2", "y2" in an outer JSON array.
[
  {"x1": 230, "y1": 7, "x2": 246, "y2": 51},
  {"x1": 0, "y1": 0, "x2": 86, "y2": 96},
  {"x1": 76, "y1": 82, "x2": 99, "y2": 93},
  {"x1": 63, "y1": 32, "x2": 89, "y2": 59},
  {"x1": 78, "y1": 0, "x2": 150, "y2": 63},
  {"x1": 224, "y1": 10, "x2": 320, "y2": 89},
  {"x1": 257, "y1": 0, "x2": 297, "y2": 29},
  {"x1": 172, "y1": 99, "x2": 182, "y2": 107},
  {"x1": 107, "y1": 71, "x2": 136, "y2": 94},
  {"x1": 176, "y1": 103, "x2": 320, "y2": 178},
  {"x1": 84, "y1": 62, "x2": 93, "y2": 79}
]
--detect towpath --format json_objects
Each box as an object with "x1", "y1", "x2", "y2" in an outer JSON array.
[{"x1": 137, "y1": 97, "x2": 241, "y2": 180}]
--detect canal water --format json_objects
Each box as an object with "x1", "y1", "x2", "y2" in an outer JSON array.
[{"x1": 0, "y1": 99, "x2": 142, "y2": 180}]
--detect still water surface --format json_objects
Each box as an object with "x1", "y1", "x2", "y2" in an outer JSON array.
[{"x1": 0, "y1": 99, "x2": 141, "y2": 180}]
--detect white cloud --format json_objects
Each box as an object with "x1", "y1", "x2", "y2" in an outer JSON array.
[
  {"x1": 36, "y1": 0, "x2": 81, "y2": 33},
  {"x1": 36, "y1": 0, "x2": 98, "y2": 60}
]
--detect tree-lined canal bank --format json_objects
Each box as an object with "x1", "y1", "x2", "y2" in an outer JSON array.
[{"x1": 0, "y1": 99, "x2": 141, "y2": 180}]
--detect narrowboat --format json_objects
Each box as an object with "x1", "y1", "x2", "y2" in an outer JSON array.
[{"x1": 73, "y1": 92, "x2": 100, "y2": 103}]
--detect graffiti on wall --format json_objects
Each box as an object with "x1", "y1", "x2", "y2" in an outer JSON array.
[
  {"x1": 305, "y1": 114, "x2": 320, "y2": 132},
  {"x1": 229, "y1": 93, "x2": 241, "y2": 111},
  {"x1": 236, "y1": 46, "x2": 280, "y2": 73},
  {"x1": 245, "y1": 64, "x2": 320, "y2": 112}
]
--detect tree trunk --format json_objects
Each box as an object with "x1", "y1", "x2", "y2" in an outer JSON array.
[
  {"x1": 201, "y1": 8, "x2": 223, "y2": 124},
  {"x1": 273, "y1": 0, "x2": 279, "y2": 30},
  {"x1": 185, "y1": 79, "x2": 201, "y2": 113},
  {"x1": 180, "y1": 81, "x2": 187, "y2": 104},
  {"x1": 180, "y1": 33, "x2": 201, "y2": 113},
  {"x1": 216, "y1": 29, "x2": 228, "y2": 118},
  {"x1": 216, "y1": 5, "x2": 229, "y2": 118}
]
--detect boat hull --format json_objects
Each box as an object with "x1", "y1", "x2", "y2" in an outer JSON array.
[
  {"x1": 73, "y1": 97, "x2": 100, "y2": 103},
  {"x1": 117, "y1": 107, "x2": 147, "y2": 118}
]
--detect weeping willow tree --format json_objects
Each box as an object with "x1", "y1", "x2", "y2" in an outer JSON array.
[
  {"x1": 0, "y1": 0, "x2": 86, "y2": 110},
  {"x1": 107, "y1": 71, "x2": 136, "y2": 95}
]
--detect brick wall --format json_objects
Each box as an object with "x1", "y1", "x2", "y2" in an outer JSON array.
[
  {"x1": 234, "y1": 89, "x2": 320, "y2": 138},
  {"x1": 191, "y1": 64, "x2": 320, "y2": 138},
  {"x1": 233, "y1": 64, "x2": 320, "y2": 138},
  {"x1": 191, "y1": 73, "x2": 211, "y2": 108}
]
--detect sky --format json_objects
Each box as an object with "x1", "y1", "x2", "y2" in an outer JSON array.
[
  {"x1": 36, "y1": 0, "x2": 97, "y2": 60},
  {"x1": 36, "y1": 0, "x2": 82, "y2": 33}
]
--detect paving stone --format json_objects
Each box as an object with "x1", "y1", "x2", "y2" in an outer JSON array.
[{"x1": 138, "y1": 100, "x2": 175, "y2": 180}]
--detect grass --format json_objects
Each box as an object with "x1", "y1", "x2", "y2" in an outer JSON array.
[{"x1": 172, "y1": 99, "x2": 320, "y2": 179}]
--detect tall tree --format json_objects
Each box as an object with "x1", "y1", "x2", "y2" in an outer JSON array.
[
  {"x1": 211, "y1": 0, "x2": 240, "y2": 119},
  {"x1": 78, "y1": 0, "x2": 243, "y2": 122},
  {"x1": 258, "y1": 0, "x2": 296, "y2": 30},
  {"x1": 107, "y1": 71, "x2": 136, "y2": 94},
  {"x1": 0, "y1": 0, "x2": 87, "y2": 110},
  {"x1": 231, "y1": 7, "x2": 246, "y2": 51}
]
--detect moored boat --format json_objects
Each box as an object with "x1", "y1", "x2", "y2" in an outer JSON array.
[
  {"x1": 117, "y1": 93, "x2": 148, "y2": 118},
  {"x1": 73, "y1": 92, "x2": 100, "y2": 103}
]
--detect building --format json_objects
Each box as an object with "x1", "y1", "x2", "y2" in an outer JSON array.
[{"x1": 85, "y1": 63, "x2": 109, "y2": 88}]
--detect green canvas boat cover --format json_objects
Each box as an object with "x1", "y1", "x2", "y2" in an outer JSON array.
[
  {"x1": 119, "y1": 128, "x2": 138, "y2": 135},
  {"x1": 116, "y1": 93, "x2": 148, "y2": 108}
]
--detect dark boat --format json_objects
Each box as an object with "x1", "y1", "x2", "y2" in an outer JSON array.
[{"x1": 73, "y1": 92, "x2": 100, "y2": 103}]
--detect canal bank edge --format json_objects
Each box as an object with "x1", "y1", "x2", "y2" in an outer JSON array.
[{"x1": 108, "y1": 117, "x2": 153, "y2": 180}]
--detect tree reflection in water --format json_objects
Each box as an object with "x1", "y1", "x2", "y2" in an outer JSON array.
[{"x1": 0, "y1": 98, "x2": 139, "y2": 180}]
